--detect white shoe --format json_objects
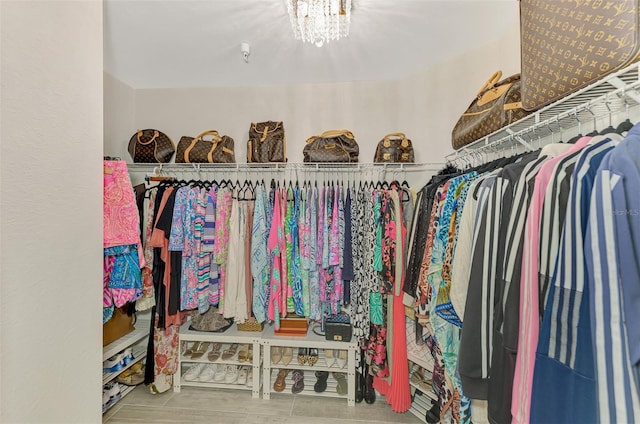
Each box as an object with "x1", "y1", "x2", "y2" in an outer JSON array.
[
  {"x1": 197, "y1": 364, "x2": 217, "y2": 382},
  {"x1": 325, "y1": 349, "x2": 336, "y2": 368},
  {"x1": 103, "y1": 353, "x2": 125, "y2": 372},
  {"x1": 335, "y1": 350, "x2": 347, "y2": 369},
  {"x1": 184, "y1": 363, "x2": 206, "y2": 381},
  {"x1": 224, "y1": 365, "x2": 239, "y2": 384},
  {"x1": 122, "y1": 347, "x2": 134, "y2": 365},
  {"x1": 246, "y1": 369, "x2": 253, "y2": 388},
  {"x1": 213, "y1": 364, "x2": 227, "y2": 382},
  {"x1": 102, "y1": 382, "x2": 122, "y2": 413},
  {"x1": 237, "y1": 366, "x2": 249, "y2": 385}
]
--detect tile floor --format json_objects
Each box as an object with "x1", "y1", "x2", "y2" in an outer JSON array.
[{"x1": 104, "y1": 385, "x2": 423, "y2": 423}]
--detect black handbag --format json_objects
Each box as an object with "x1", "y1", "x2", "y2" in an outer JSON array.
[{"x1": 323, "y1": 313, "x2": 352, "y2": 342}]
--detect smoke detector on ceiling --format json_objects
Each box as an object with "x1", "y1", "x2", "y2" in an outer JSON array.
[{"x1": 241, "y1": 42, "x2": 250, "y2": 63}]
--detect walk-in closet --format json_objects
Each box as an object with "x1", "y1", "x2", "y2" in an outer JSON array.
[{"x1": 3, "y1": 1, "x2": 640, "y2": 423}]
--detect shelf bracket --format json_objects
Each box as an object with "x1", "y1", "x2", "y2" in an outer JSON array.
[
  {"x1": 607, "y1": 76, "x2": 640, "y2": 104},
  {"x1": 504, "y1": 128, "x2": 534, "y2": 151}
]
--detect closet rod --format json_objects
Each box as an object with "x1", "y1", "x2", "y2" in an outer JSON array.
[
  {"x1": 127, "y1": 162, "x2": 443, "y2": 173},
  {"x1": 446, "y1": 61, "x2": 640, "y2": 163}
]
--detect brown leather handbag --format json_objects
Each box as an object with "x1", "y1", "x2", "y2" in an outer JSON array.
[
  {"x1": 374, "y1": 133, "x2": 415, "y2": 163},
  {"x1": 176, "y1": 130, "x2": 235, "y2": 164},
  {"x1": 520, "y1": 0, "x2": 640, "y2": 111},
  {"x1": 303, "y1": 130, "x2": 359, "y2": 163},
  {"x1": 128, "y1": 129, "x2": 175, "y2": 163},
  {"x1": 452, "y1": 71, "x2": 530, "y2": 150},
  {"x1": 247, "y1": 121, "x2": 286, "y2": 163}
]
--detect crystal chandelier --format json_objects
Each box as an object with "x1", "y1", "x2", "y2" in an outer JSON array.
[{"x1": 287, "y1": 0, "x2": 352, "y2": 47}]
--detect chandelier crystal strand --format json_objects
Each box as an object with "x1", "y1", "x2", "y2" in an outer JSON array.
[{"x1": 287, "y1": 0, "x2": 351, "y2": 47}]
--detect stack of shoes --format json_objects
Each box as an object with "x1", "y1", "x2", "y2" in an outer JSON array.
[
  {"x1": 102, "y1": 382, "x2": 122, "y2": 413},
  {"x1": 116, "y1": 362, "x2": 145, "y2": 386},
  {"x1": 103, "y1": 347, "x2": 135, "y2": 373}
]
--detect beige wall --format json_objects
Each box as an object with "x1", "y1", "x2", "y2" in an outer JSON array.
[
  {"x1": 104, "y1": 72, "x2": 135, "y2": 161},
  {"x1": 105, "y1": 21, "x2": 520, "y2": 166},
  {"x1": 398, "y1": 20, "x2": 522, "y2": 161},
  {"x1": 1, "y1": 1, "x2": 103, "y2": 422},
  {"x1": 131, "y1": 80, "x2": 401, "y2": 164}
]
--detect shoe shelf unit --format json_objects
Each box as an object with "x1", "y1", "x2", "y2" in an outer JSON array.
[
  {"x1": 406, "y1": 317, "x2": 438, "y2": 423},
  {"x1": 102, "y1": 317, "x2": 151, "y2": 413},
  {"x1": 175, "y1": 322, "x2": 263, "y2": 399},
  {"x1": 260, "y1": 324, "x2": 358, "y2": 406}
]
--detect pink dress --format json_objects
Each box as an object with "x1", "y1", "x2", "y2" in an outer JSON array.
[{"x1": 267, "y1": 193, "x2": 285, "y2": 329}]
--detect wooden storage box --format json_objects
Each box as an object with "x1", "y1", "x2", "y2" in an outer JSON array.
[
  {"x1": 274, "y1": 316, "x2": 308, "y2": 337},
  {"x1": 103, "y1": 307, "x2": 135, "y2": 346}
]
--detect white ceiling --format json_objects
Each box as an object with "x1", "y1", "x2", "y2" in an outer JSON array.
[{"x1": 104, "y1": 0, "x2": 519, "y2": 89}]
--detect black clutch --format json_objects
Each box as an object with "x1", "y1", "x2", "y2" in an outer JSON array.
[{"x1": 323, "y1": 313, "x2": 352, "y2": 342}]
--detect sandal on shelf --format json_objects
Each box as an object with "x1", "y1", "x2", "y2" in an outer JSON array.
[
  {"x1": 221, "y1": 343, "x2": 238, "y2": 361},
  {"x1": 274, "y1": 369, "x2": 289, "y2": 392},
  {"x1": 184, "y1": 342, "x2": 198, "y2": 358},
  {"x1": 291, "y1": 370, "x2": 305, "y2": 394},
  {"x1": 314, "y1": 371, "x2": 329, "y2": 393},
  {"x1": 297, "y1": 347, "x2": 309, "y2": 365},
  {"x1": 190, "y1": 342, "x2": 211, "y2": 360},
  {"x1": 271, "y1": 346, "x2": 283, "y2": 364},
  {"x1": 333, "y1": 372, "x2": 348, "y2": 396},
  {"x1": 336, "y1": 350, "x2": 347, "y2": 369},
  {"x1": 116, "y1": 362, "x2": 145, "y2": 386},
  {"x1": 238, "y1": 344, "x2": 251, "y2": 362},
  {"x1": 308, "y1": 348, "x2": 319, "y2": 366},
  {"x1": 207, "y1": 343, "x2": 222, "y2": 362}
]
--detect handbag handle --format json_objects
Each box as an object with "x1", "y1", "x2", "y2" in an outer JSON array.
[
  {"x1": 476, "y1": 70, "x2": 503, "y2": 98},
  {"x1": 319, "y1": 129, "x2": 354, "y2": 139},
  {"x1": 251, "y1": 122, "x2": 281, "y2": 141},
  {"x1": 382, "y1": 132, "x2": 409, "y2": 148},
  {"x1": 183, "y1": 130, "x2": 222, "y2": 164},
  {"x1": 137, "y1": 130, "x2": 159, "y2": 145},
  {"x1": 194, "y1": 130, "x2": 221, "y2": 142}
]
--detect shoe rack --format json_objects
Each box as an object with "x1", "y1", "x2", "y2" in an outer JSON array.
[
  {"x1": 102, "y1": 317, "x2": 151, "y2": 414},
  {"x1": 175, "y1": 321, "x2": 263, "y2": 398},
  {"x1": 260, "y1": 324, "x2": 358, "y2": 406},
  {"x1": 405, "y1": 317, "x2": 438, "y2": 423}
]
